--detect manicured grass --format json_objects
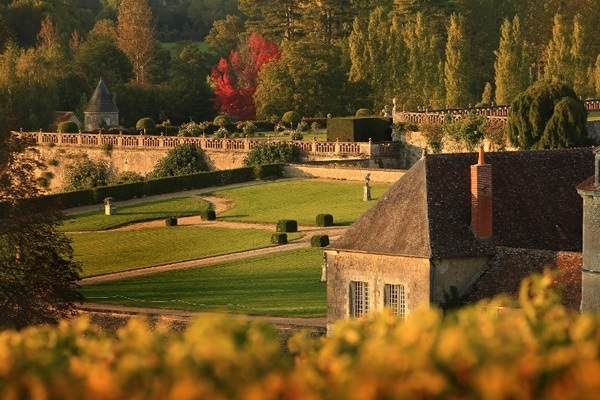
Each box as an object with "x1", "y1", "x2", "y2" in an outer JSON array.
[
  {"x1": 589, "y1": 112, "x2": 600, "y2": 122},
  {"x1": 60, "y1": 197, "x2": 211, "y2": 232},
  {"x1": 81, "y1": 248, "x2": 326, "y2": 317},
  {"x1": 211, "y1": 180, "x2": 390, "y2": 225},
  {"x1": 253, "y1": 132, "x2": 328, "y2": 141},
  {"x1": 71, "y1": 226, "x2": 302, "y2": 277}
]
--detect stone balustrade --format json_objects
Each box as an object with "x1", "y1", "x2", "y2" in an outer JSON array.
[
  {"x1": 395, "y1": 99, "x2": 600, "y2": 126},
  {"x1": 17, "y1": 131, "x2": 378, "y2": 158}
]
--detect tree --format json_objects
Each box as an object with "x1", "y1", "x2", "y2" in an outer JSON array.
[
  {"x1": 299, "y1": 0, "x2": 353, "y2": 44},
  {"x1": 494, "y1": 16, "x2": 530, "y2": 105},
  {"x1": 210, "y1": 33, "x2": 280, "y2": 120},
  {"x1": 403, "y1": 12, "x2": 444, "y2": 109},
  {"x1": 205, "y1": 15, "x2": 246, "y2": 57},
  {"x1": 0, "y1": 132, "x2": 82, "y2": 329},
  {"x1": 444, "y1": 13, "x2": 472, "y2": 108},
  {"x1": 282, "y1": 111, "x2": 301, "y2": 129},
  {"x1": 75, "y1": 36, "x2": 134, "y2": 90},
  {"x1": 117, "y1": 0, "x2": 156, "y2": 84},
  {"x1": 63, "y1": 158, "x2": 111, "y2": 191},
  {"x1": 243, "y1": 142, "x2": 302, "y2": 166},
  {"x1": 570, "y1": 14, "x2": 593, "y2": 98},
  {"x1": 255, "y1": 39, "x2": 363, "y2": 118},
  {"x1": 187, "y1": 0, "x2": 241, "y2": 39},
  {"x1": 596, "y1": 54, "x2": 600, "y2": 98},
  {"x1": 238, "y1": 0, "x2": 304, "y2": 41},
  {"x1": 442, "y1": 112, "x2": 487, "y2": 151},
  {"x1": 151, "y1": 144, "x2": 209, "y2": 178},
  {"x1": 544, "y1": 14, "x2": 573, "y2": 87},
  {"x1": 478, "y1": 82, "x2": 493, "y2": 106},
  {"x1": 507, "y1": 80, "x2": 587, "y2": 149}
]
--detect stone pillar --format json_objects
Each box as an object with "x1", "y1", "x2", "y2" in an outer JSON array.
[{"x1": 579, "y1": 147, "x2": 600, "y2": 312}]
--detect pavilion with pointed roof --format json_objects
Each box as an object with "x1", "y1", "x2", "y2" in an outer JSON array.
[
  {"x1": 324, "y1": 148, "x2": 594, "y2": 332},
  {"x1": 84, "y1": 79, "x2": 119, "y2": 131}
]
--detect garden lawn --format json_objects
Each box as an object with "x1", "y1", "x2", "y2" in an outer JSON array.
[
  {"x1": 589, "y1": 112, "x2": 600, "y2": 122},
  {"x1": 71, "y1": 226, "x2": 301, "y2": 277},
  {"x1": 211, "y1": 179, "x2": 390, "y2": 225},
  {"x1": 60, "y1": 197, "x2": 211, "y2": 232},
  {"x1": 81, "y1": 248, "x2": 326, "y2": 317}
]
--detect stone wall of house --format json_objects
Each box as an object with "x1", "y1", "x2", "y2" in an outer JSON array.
[
  {"x1": 431, "y1": 256, "x2": 490, "y2": 303},
  {"x1": 580, "y1": 190, "x2": 600, "y2": 312},
  {"x1": 283, "y1": 164, "x2": 406, "y2": 183},
  {"x1": 324, "y1": 251, "x2": 430, "y2": 333}
]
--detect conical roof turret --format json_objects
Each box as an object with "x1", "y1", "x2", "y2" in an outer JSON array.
[{"x1": 85, "y1": 79, "x2": 118, "y2": 113}]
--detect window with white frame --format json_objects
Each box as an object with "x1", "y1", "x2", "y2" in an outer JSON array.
[
  {"x1": 349, "y1": 281, "x2": 369, "y2": 318},
  {"x1": 384, "y1": 284, "x2": 406, "y2": 319}
]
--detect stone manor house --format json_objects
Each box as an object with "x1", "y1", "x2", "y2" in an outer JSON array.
[{"x1": 325, "y1": 147, "x2": 600, "y2": 331}]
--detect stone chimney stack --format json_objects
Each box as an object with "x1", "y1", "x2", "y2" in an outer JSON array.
[
  {"x1": 579, "y1": 147, "x2": 600, "y2": 312},
  {"x1": 471, "y1": 146, "x2": 492, "y2": 241}
]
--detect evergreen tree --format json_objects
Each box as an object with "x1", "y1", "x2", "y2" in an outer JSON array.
[
  {"x1": 507, "y1": 80, "x2": 587, "y2": 149},
  {"x1": 444, "y1": 14, "x2": 472, "y2": 108},
  {"x1": 570, "y1": 14, "x2": 592, "y2": 98},
  {"x1": 544, "y1": 14, "x2": 572, "y2": 86},
  {"x1": 596, "y1": 54, "x2": 600, "y2": 98},
  {"x1": 117, "y1": 0, "x2": 156, "y2": 84},
  {"x1": 478, "y1": 82, "x2": 493, "y2": 106},
  {"x1": 494, "y1": 16, "x2": 529, "y2": 105},
  {"x1": 238, "y1": 0, "x2": 305, "y2": 41},
  {"x1": 299, "y1": 0, "x2": 352, "y2": 44}
]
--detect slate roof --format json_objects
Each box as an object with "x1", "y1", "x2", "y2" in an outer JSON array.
[
  {"x1": 461, "y1": 247, "x2": 582, "y2": 311},
  {"x1": 332, "y1": 149, "x2": 594, "y2": 258},
  {"x1": 85, "y1": 79, "x2": 118, "y2": 113}
]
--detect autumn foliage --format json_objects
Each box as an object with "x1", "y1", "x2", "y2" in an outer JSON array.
[
  {"x1": 210, "y1": 33, "x2": 280, "y2": 121},
  {"x1": 4, "y1": 272, "x2": 600, "y2": 398}
]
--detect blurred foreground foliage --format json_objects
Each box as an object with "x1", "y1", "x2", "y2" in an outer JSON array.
[{"x1": 3, "y1": 272, "x2": 600, "y2": 399}]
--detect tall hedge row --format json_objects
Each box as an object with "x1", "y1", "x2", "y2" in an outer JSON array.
[
  {"x1": 42, "y1": 164, "x2": 283, "y2": 209},
  {"x1": 2, "y1": 273, "x2": 600, "y2": 398}
]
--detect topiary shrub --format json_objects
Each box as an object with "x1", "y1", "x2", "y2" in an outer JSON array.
[
  {"x1": 57, "y1": 121, "x2": 79, "y2": 133},
  {"x1": 316, "y1": 214, "x2": 334, "y2": 227},
  {"x1": 165, "y1": 217, "x2": 177, "y2": 226},
  {"x1": 136, "y1": 118, "x2": 157, "y2": 134},
  {"x1": 311, "y1": 234, "x2": 330, "y2": 247},
  {"x1": 276, "y1": 219, "x2": 297, "y2": 232},
  {"x1": 355, "y1": 108, "x2": 371, "y2": 117},
  {"x1": 200, "y1": 209, "x2": 216, "y2": 221},
  {"x1": 507, "y1": 80, "x2": 587, "y2": 149},
  {"x1": 213, "y1": 115, "x2": 230, "y2": 127},
  {"x1": 282, "y1": 111, "x2": 301, "y2": 129},
  {"x1": 271, "y1": 233, "x2": 287, "y2": 245}
]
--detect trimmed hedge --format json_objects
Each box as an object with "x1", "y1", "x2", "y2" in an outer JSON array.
[
  {"x1": 165, "y1": 217, "x2": 177, "y2": 226},
  {"x1": 40, "y1": 164, "x2": 284, "y2": 210},
  {"x1": 327, "y1": 117, "x2": 393, "y2": 142},
  {"x1": 200, "y1": 209, "x2": 216, "y2": 221},
  {"x1": 276, "y1": 220, "x2": 297, "y2": 233},
  {"x1": 271, "y1": 233, "x2": 287, "y2": 245},
  {"x1": 311, "y1": 235, "x2": 330, "y2": 247},
  {"x1": 316, "y1": 213, "x2": 334, "y2": 227}
]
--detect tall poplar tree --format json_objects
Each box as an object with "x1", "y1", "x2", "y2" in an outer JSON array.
[
  {"x1": 544, "y1": 14, "x2": 572, "y2": 86},
  {"x1": 117, "y1": 0, "x2": 155, "y2": 84},
  {"x1": 444, "y1": 14, "x2": 472, "y2": 108},
  {"x1": 595, "y1": 54, "x2": 600, "y2": 98},
  {"x1": 570, "y1": 14, "x2": 592, "y2": 98},
  {"x1": 494, "y1": 16, "x2": 529, "y2": 105},
  {"x1": 404, "y1": 12, "x2": 444, "y2": 110}
]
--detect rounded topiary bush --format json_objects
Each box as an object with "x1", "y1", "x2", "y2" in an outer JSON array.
[
  {"x1": 355, "y1": 108, "x2": 371, "y2": 117},
  {"x1": 136, "y1": 118, "x2": 156, "y2": 134},
  {"x1": 271, "y1": 233, "x2": 288, "y2": 245},
  {"x1": 282, "y1": 111, "x2": 301, "y2": 128},
  {"x1": 165, "y1": 217, "x2": 178, "y2": 226},
  {"x1": 316, "y1": 214, "x2": 334, "y2": 227},
  {"x1": 276, "y1": 219, "x2": 298, "y2": 233},
  {"x1": 57, "y1": 121, "x2": 79, "y2": 133},
  {"x1": 311, "y1": 234, "x2": 330, "y2": 247},
  {"x1": 201, "y1": 209, "x2": 216, "y2": 221},
  {"x1": 213, "y1": 115, "x2": 230, "y2": 127}
]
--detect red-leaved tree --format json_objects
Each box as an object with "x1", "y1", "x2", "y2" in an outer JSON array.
[{"x1": 210, "y1": 33, "x2": 280, "y2": 120}]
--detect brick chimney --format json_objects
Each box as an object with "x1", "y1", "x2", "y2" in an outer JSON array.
[{"x1": 471, "y1": 146, "x2": 492, "y2": 241}]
